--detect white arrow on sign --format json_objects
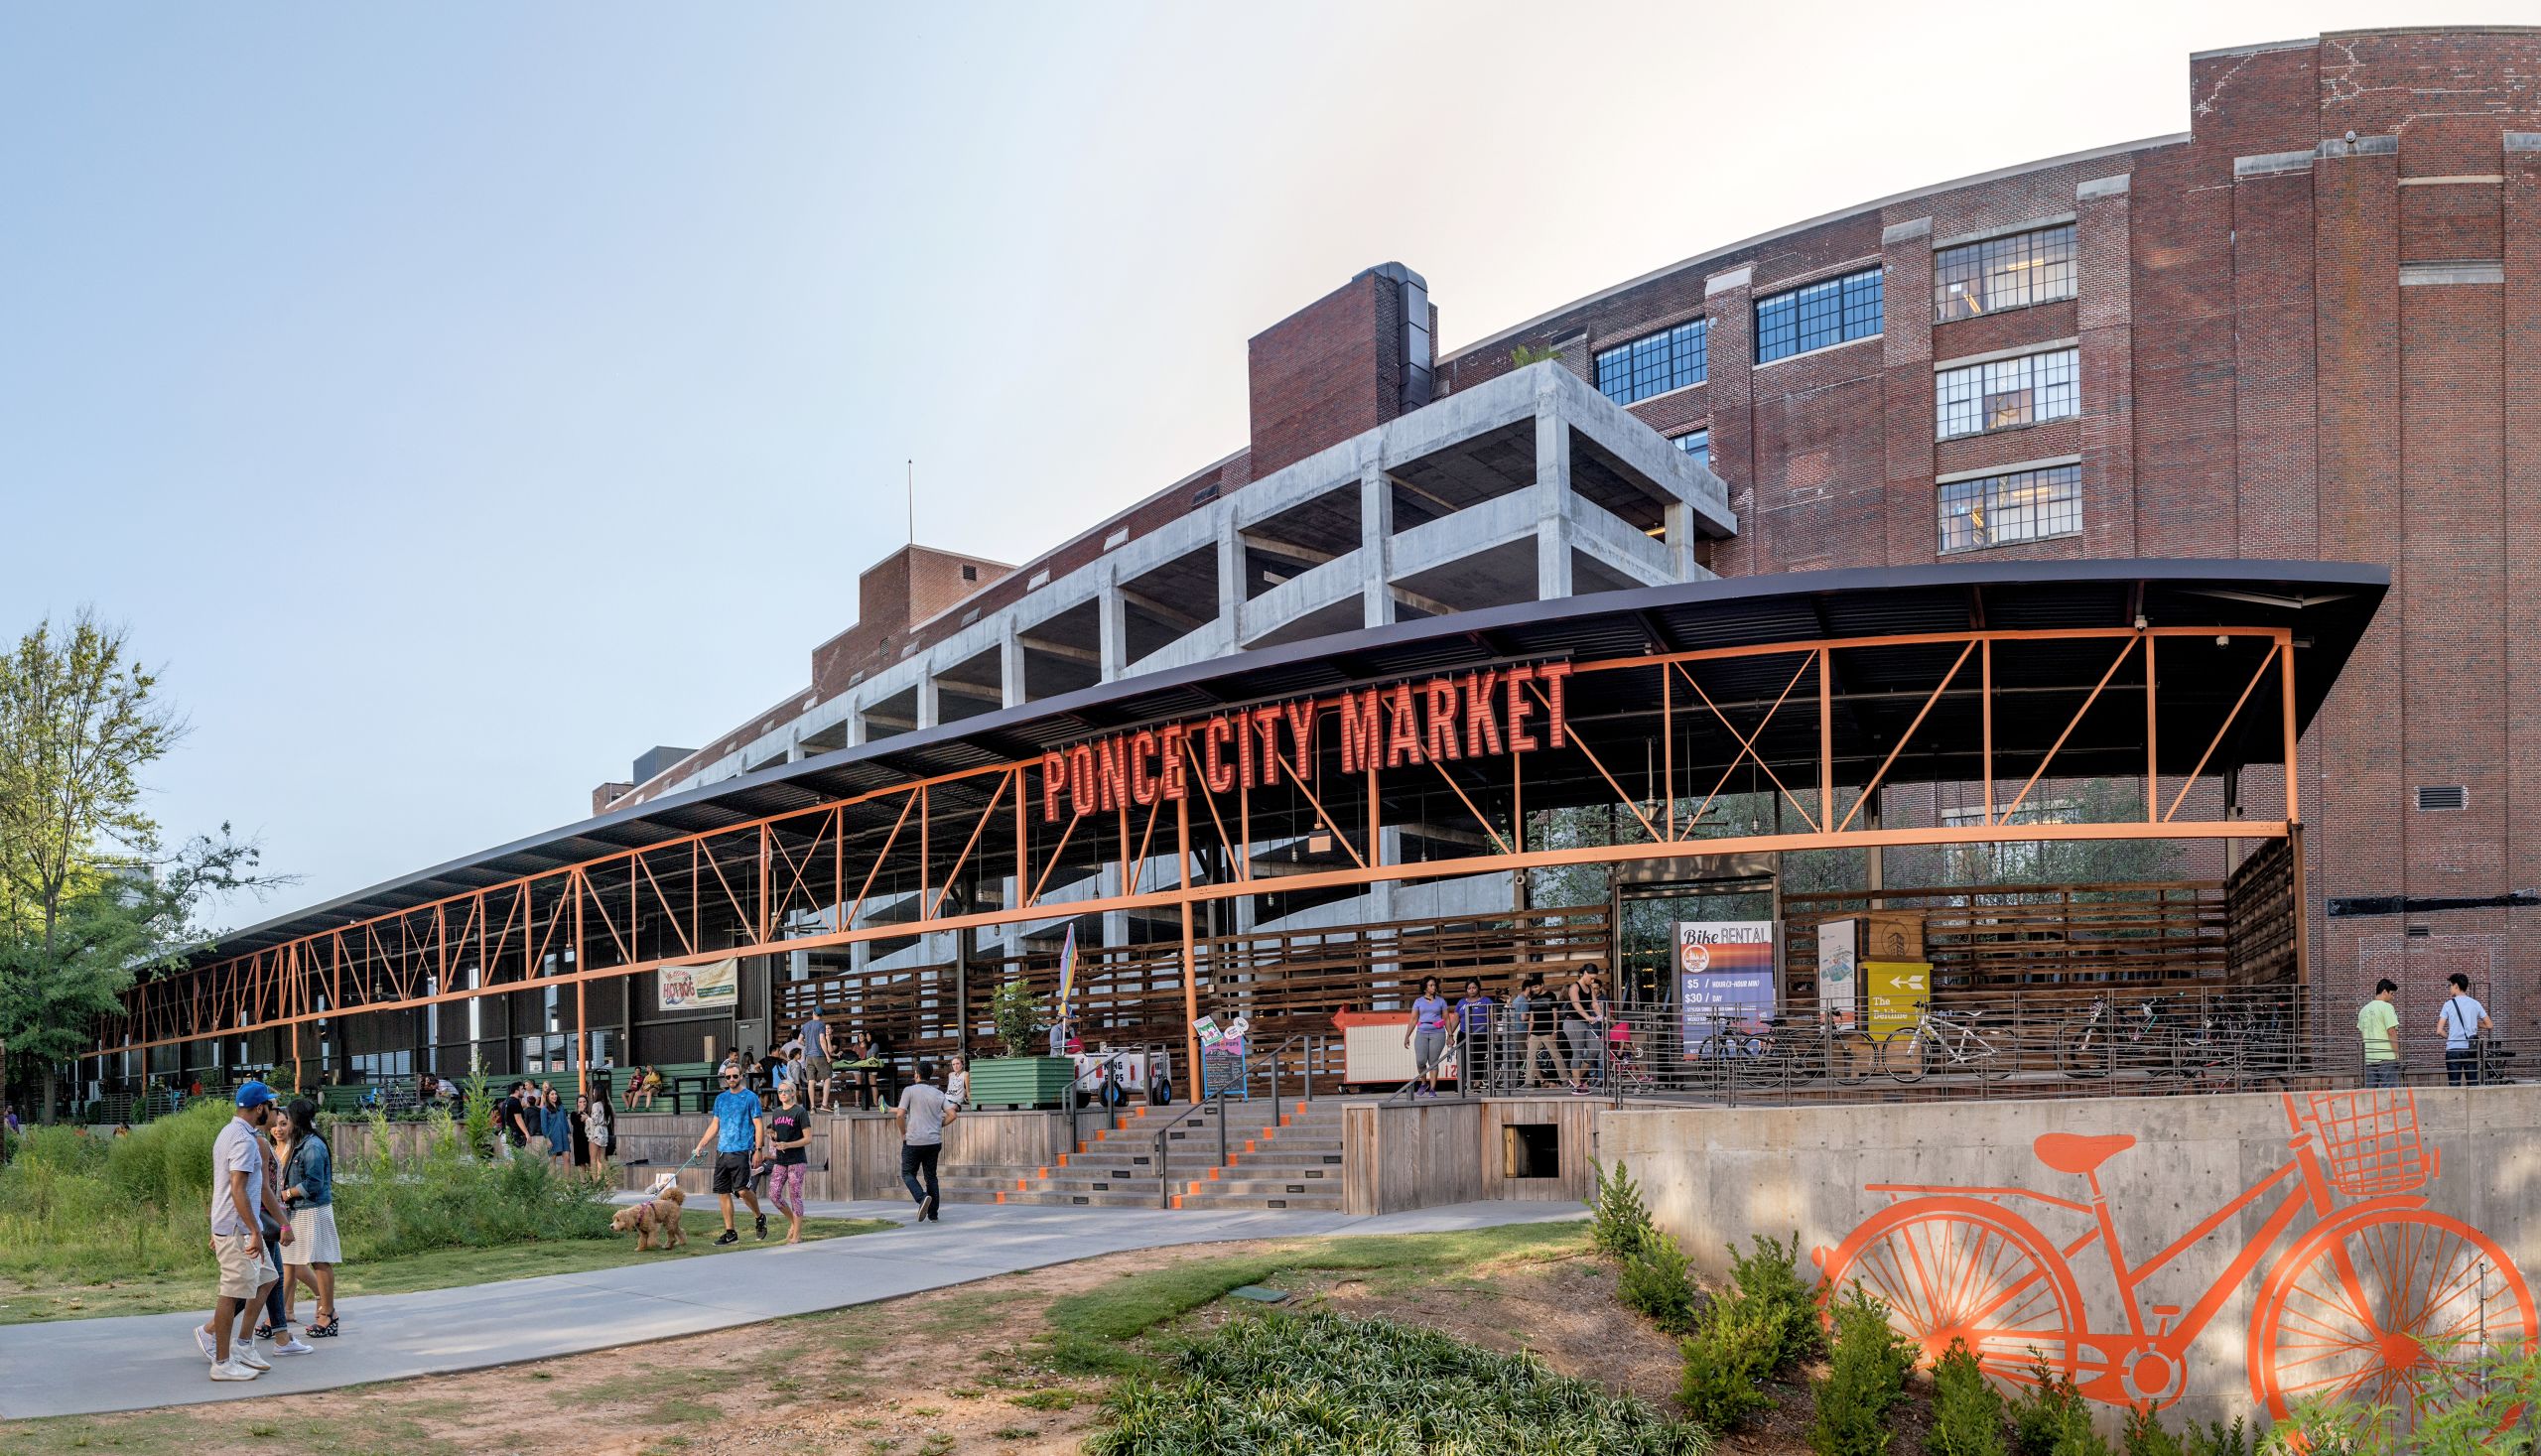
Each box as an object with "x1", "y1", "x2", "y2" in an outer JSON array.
[{"x1": 1896, "y1": 975, "x2": 1928, "y2": 992}]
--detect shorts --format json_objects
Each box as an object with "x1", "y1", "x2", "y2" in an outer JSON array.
[
  {"x1": 1413, "y1": 1027, "x2": 1449, "y2": 1073},
  {"x1": 712, "y1": 1150, "x2": 755, "y2": 1195},
  {"x1": 214, "y1": 1232, "x2": 277, "y2": 1300},
  {"x1": 805, "y1": 1056, "x2": 832, "y2": 1077}
]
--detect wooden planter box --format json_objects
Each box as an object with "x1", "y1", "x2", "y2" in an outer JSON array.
[{"x1": 967, "y1": 1055, "x2": 1074, "y2": 1109}]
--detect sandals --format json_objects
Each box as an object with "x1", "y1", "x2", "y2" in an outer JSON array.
[{"x1": 307, "y1": 1316, "x2": 339, "y2": 1338}]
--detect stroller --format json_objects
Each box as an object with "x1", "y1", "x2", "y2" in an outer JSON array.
[{"x1": 1605, "y1": 1023, "x2": 1661, "y2": 1096}]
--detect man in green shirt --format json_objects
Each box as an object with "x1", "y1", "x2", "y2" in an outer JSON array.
[{"x1": 2358, "y1": 978, "x2": 2401, "y2": 1087}]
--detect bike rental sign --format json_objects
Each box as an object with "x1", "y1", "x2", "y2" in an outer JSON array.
[{"x1": 1676, "y1": 921, "x2": 1775, "y2": 1054}]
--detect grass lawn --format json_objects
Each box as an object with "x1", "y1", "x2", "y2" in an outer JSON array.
[{"x1": 0, "y1": 1209, "x2": 893, "y2": 1326}]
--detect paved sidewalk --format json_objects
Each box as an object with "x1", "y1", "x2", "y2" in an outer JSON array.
[{"x1": 0, "y1": 1200, "x2": 1581, "y2": 1421}]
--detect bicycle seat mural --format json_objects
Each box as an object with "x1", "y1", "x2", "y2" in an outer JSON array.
[{"x1": 1812, "y1": 1090, "x2": 2533, "y2": 1418}]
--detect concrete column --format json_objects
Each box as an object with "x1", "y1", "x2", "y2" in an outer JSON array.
[
  {"x1": 1664, "y1": 500, "x2": 1695, "y2": 581},
  {"x1": 844, "y1": 705, "x2": 868, "y2": 748},
  {"x1": 1216, "y1": 522, "x2": 1246, "y2": 643},
  {"x1": 1370, "y1": 829, "x2": 1403, "y2": 920},
  {"x1": 999, "y1": 627, "x2": 1027, "y2": 708},
  {"x1": 914, "y1": 676, "x2": 941, "y2": 731},
  {"x1": 1534, "y1": 394, "x2": 1573, "y2": 600},
  {"x1": 1360, "y1": 457, "x2": 1395, "y2": 626},
  {"x1": 1098, "y1": 570, "x2": 1127, "y2": 684}
]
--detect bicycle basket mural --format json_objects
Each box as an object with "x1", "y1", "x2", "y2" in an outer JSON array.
[{"x1": 1811, "y1": 1090, "x2": 2532, "y2": 1422}]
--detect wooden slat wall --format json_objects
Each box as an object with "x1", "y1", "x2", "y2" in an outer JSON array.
[
  {"x1": 773, "y1": 904, "x2": 1612, "y2": 1084},
  {"x1": 1783, "y1": 880, "x2": 2231, "y2": 1009},
  {"x1": 2224, "y1": 839, "x2": 2301, "y2": 988}
]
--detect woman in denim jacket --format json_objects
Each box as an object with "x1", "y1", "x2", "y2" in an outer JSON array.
[{"x1": 277, "y1": 1098, "x2": 341, "y2": 1337}]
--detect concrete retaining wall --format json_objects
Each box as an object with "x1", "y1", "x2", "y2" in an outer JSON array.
[{"x1": 1598, "y1": 1086, "x2": 2541, "y2": 1429}]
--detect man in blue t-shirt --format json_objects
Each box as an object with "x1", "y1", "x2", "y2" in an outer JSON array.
[{"x1": 688, "y1": 1064, "x2": 768, "y2": 1245}]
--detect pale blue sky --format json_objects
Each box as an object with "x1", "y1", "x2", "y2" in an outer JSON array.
[{"x1": 2, "y1": 2, "x2": 2518, "y2": 923}]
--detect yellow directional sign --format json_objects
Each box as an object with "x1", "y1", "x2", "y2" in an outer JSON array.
[{"x1": 1863, "y1": 960, "x2": 1934, "y2": 1039}]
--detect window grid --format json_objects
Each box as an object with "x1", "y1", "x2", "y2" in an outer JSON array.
[
  {"x1": 1938, "y1": 463, "x2": 2082, "y2": 553},
  {"x1": 1755, "y1": 269, "x2": 1883, "y2": 363},
  {"x1": 1935, "y1": 225, "x2": 2076, "y2": 322},
  {"x1": 1936, "y1": 347, "x2": 2079, "y2": 440},
  {"x1": 1672, "y1": 429, "x2": 1711, "y2": 472},
  {"x1": 1594, "y1": 318, "x2": 1708, "y2": 404}
]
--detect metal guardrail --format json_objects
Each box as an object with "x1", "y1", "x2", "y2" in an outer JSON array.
[{"x1": 1546, "y1": 989, "x2": 2531, "y2": 1109}]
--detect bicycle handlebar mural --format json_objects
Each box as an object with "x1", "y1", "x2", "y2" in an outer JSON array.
[{"x1": 1811, "y1": 1090, "x2": 2534, "y2": 1418}]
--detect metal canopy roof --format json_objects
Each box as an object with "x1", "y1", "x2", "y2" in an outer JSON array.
[{"x1": 197, "y1": 559, "x2": 2384, "y2": 963}]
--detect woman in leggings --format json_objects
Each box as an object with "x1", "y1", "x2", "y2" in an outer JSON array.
[{"x1": 1403, "y1": 977, "x2": 1452, "y2": 1099}]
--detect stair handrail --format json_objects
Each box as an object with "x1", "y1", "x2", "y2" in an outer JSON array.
[
  {"x1": 1248, "y1": 1031, "x2": 1320, "y2": 1113},
  {"x1": 1148, "y1": 1089, "x2": 1232, "y2": 1209}
]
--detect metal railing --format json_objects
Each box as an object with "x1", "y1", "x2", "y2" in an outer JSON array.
[
  {"x1": 1562, "y1": 988, "x2": 2537, "y2": 1109},
  {"x1": 1148, "y1": 1089, "x2": 1236, "y2": 1208}
]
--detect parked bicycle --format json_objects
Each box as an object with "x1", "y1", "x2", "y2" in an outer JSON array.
[{"x1": 1879, "y1": 1006, "x2": 2010, "y2": 1083}]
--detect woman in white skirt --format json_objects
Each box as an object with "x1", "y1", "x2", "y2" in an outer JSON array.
[
  {"x1": 584, "y1": 1081, "x2": 616, "y2": 1182},
  {"x1": 278, "y1": 1098, "x2": 342, "y2": 1338}
]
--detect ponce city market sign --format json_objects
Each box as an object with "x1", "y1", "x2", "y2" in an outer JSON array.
[{"x1": 1038, "y1": 662, "x2": 1576, "y2": 821}]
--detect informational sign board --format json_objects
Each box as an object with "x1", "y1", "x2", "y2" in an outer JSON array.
[
  {"x1": 1818, "y1": 919, "x2": 1860, "y2": 1030},
  {"x1": 1863, "y1": 960, "x2": 1934, "y2": 1039},
  {"x1": 660, "y1": 956, "x2": 738, "y2": 1012},
  {"x1": 1677, "y1": 921, "x2": 1777, "y2": 1054}
]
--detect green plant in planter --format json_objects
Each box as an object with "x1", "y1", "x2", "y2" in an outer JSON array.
[{"x1": 991, "y1": 979, "x2": 1047, "y2": 1057}]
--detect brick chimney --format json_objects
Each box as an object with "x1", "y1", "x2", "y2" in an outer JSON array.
[{"x1": 1247, "y1": 263, "x2": 1434, "y2": 478}]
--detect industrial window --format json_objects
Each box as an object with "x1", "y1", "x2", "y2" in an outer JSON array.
[
  {"x1": 2416, "y1": 785, "x2": 2468, "y2": 812},
  {"x1": 1672, "y1": 429, "x2": 1711, "y2": 472},
  {"x1": 1936, "y1": 348, "x2": 2078, "y2": 440},
  {"x1": 1594, "y1": 318, "x2": 1707, "y2": 403},
  {"x1": 1938, "y1": 463, "x2": 2081, "y2": 553},
  {"x1": 1935, "y1": 224, "x2": 2076, "y2": 322},
  {"x1": 961, "y1": 564, "x2": 978, "y2": 582},
  {"x1": 1755, "y1": 269, "x2": 1883, "y2": 363}
]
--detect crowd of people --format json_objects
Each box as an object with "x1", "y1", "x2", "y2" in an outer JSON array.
[{"x1": 1399, "y1": 964, "x2": 1618, "y2": 1097}]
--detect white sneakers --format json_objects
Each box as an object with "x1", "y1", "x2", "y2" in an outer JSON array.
[
  {"x1": 196, "y1": 1325, "x2": 219, "y2": 1363},
  {"x1": 270, "y1": 1333, "x2": 315, "y2": 1356},
  {"x1": 197, "y1": 1321, "x2": 316, "y2": 1381},
  {"x1": 209, "y1": 1357, "x2": 260, "y2": 1382},
  {"x1": 231, "y1": 1344, "x2": 272, "y2": 1372}
]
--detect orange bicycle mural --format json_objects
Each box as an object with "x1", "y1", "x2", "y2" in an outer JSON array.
[{"x1": 1813, "y1": 1090, "x2": 2534, "y2": 1417}]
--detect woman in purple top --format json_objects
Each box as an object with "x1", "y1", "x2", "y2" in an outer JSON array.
[{"x1": 1403, "y1": 976, "x2": 1452, "y2": 1099}]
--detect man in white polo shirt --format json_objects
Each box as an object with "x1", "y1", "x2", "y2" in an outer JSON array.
[{"x1": 199, "y1": 1081, "x2": 289, "y2": 1381}]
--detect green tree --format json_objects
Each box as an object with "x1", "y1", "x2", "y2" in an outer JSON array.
[{"x1": 0, "y1": 611, "x2": 281, "y2": 1122}]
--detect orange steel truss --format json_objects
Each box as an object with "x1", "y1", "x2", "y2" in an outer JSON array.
[{"x1": 89, "y1": 624, "x2": 2304, "y2": 1094}]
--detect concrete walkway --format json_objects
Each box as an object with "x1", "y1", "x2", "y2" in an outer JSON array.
[{"x1": 0, "y1": 1199, "x2": 1583, "y2": 1421}]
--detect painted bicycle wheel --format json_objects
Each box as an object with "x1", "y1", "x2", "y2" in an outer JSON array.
[
  {"x1": 2250, "y1": 1206, "x2": 2538, "y2": 1419},
  {"x1": 1817, "y1": 1198, "x2": 2082, "y2": 1387}
]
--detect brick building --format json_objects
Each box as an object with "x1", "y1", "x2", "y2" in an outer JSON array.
[{"x1": 606, "y1": 28, "x2": 2538, "y2": 1043}]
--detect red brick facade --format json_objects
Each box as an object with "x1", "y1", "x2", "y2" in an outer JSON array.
[{"x1": 1440, "y1": 26, "x2": 2541, "y2": 1041}]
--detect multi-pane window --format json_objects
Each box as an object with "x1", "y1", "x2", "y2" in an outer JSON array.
[
  {"x1": 1594, "y1": 318, "x2": 1707, "y2": 403},
  {"x1": 1672, "y1": 429, "x2": 1711, "y2": 471},
  {"x1": 1755, "y1": 268, "x2": 1883, "y2": 363},
  {"x1": 1936, "y1": 348, "x2": 2078, "y2": 439},
  {"x1": 1939, "y1": 463, "x2": 2081, "y2": 553},
  {"x1": 1935, "y1": 225, "x2": 2076, "y2": 322}
]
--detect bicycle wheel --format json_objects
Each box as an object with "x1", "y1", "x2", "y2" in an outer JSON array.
[
  {"x1": 1972, "y1": 1035, "x2": 2014, "y2": 1081},
  {"x1": 2056, "y1": 1022, "x2": 2108, "y2": 1079},
  {"x1": 2250, "y1": 1208, "x2": 2537, "y2": 1419},
  {"x1": 1828, "y1": 1031, "x2": 1872, "y2": 1086},
  {"x1": 1817, "y1": 1198, "x2": 2081, "y2": 1388},
  {"x1": 1881, "y1": 1031, "x2": 1929, "y2": 1084}
]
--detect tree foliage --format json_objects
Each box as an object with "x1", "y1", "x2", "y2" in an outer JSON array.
[{"x1": 0, "y1": 610, "x2": 284, "y2": 1120}]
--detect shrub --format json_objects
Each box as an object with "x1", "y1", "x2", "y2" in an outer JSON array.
[
  {"x1": 1730, "y1": 1232, "x2": 1826, "y2": 1367},
  {"x1": 991, "y1": 979, "x2": 1046, "y2": 1057},
  {"x1": 1678, "y1": 1287, "x2": 1796, "y2": 1432},
  {"x1": 1929, "y1": 1340, "x2": 2008, "y2": 1456},
  {"x1": 2182, "y1": 1418, "x2": 2248, "y2": 1456},
  {"x1": 1589, "y1": 1158, "x2": 1658, "y2": 1258},
  {"x1": 1086, "y1": 1309, "x2": 1708, "y2": 1455},
  {"x1": 2122, "y1": 1404, "x2": 2185, "y2": 1456},
  {"x1": 2009, "y1": 1359, "x2": 2109, "y2": 1456},
  {"x1": 1807, "y1": 1285, "x2": 1917, "y2": 1456},
  {"x1": 1620, "y1": 1229, "x2": 1699, "y2": 1334}
]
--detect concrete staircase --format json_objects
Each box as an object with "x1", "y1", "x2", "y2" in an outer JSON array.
[{"x1": 943, "y1": 1097, "x2": 1350, "y2": 1212}]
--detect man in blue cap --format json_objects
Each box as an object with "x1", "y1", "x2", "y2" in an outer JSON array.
[{"x1": 199, "y1": 1080, "x2": 292, "y2": 1381}]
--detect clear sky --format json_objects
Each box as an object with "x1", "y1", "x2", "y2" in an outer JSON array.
[{"x1": 2, "y1": 2, "x2": 2524, "y2": 927}]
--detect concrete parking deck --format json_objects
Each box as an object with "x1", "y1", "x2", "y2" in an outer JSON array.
[{"x1": 0, "y1": 1198, "x2": 1582, "y2": 1421}]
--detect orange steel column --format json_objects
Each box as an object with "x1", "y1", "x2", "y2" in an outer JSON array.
[
  {"x1": 2279, "y1": 629, "x2": 2300, "y2": 824},
  {"x1": 1177, "y1": 797, "x2": 1201, "y2": 1106},
  {"x1": 1817, "y1": 646, "x2": 1833, "y2": 829},
  {"x1": 573, "y1": 875, "x2": 588, "y2": 1099},
  {"x1": 2145, "y1": 633, "x2": 2159, "y2": 824}
]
